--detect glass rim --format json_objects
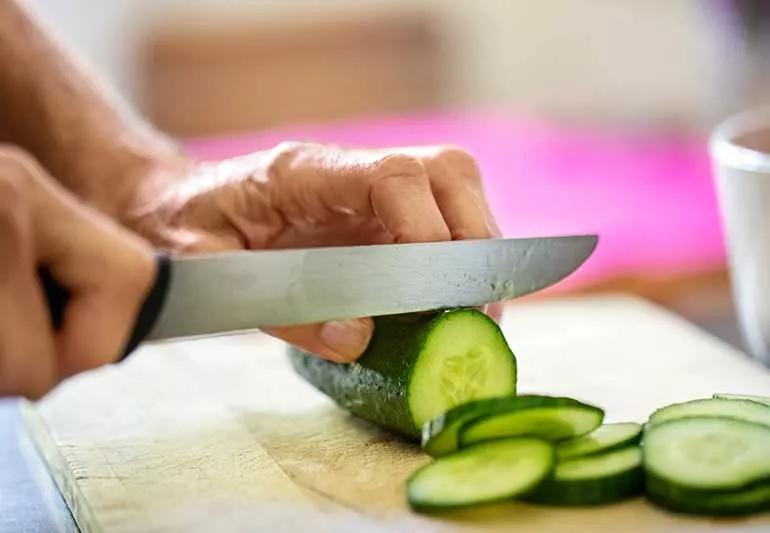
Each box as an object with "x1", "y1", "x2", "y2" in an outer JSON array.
[{"x1": 710, "y1": 107, "x2": 770, "y2": 173}]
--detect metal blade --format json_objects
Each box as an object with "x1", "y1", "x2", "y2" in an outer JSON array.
[{"x1": 147, "y1": 235, "x2": 597, "y2": 340}]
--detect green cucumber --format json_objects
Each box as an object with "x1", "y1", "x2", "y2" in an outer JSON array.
[
  {"x1": 646, "y1": 475, "x2": 770, "y2": 516},
  {"x1": 289, "y1": 309, "x2": 516, "y2": 438},
  {"x1": 457, "y1": 395, "x2": 603, "y2": 448},
  {"x1": 557, "y1": 422, "x2": 642, "y2": 460},
  {"x1": 713, "y1": 393, "x2": 770, "y2": 407},
  {"x1": 647, "y1": 398, "x2": 770, "y2": 429},
  {"x1": 643, "y1": 417, "x2": 770, "y2": 492},
  {"x1": 423, "y1": 395, "x2": 586, "y2": 457},
  {"x1": 407, "y1": 437, "x2": 554, "y2": 512},
  {"x1": 525, "y1": 446, "x2": 644, "y2": 506},
  {"x1": 421, "y1": 396, "x2": 512, "y2": 457}
]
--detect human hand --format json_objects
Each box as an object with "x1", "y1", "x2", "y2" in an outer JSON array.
[
  {"x1": 127, "y1": 143, "x2": 503, "y2": 362},
  {"x1": 0, "y1": 147, "x2": 155, "y2": 399}
]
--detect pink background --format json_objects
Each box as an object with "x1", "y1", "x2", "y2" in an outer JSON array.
[{"x1": 187, "y1": 112, "x2": 725, "y2": 291}]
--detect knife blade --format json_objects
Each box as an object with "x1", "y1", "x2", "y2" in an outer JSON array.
[
  {"x1": 41, "y1": 235, "x2": 597, "y2": 357},
  {"x1": 147, "y1": 235, "x2": 597, "y2": 340}
]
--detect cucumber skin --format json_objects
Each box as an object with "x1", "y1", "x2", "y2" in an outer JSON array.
[
  {"x1": 713, "y1": 393, "x2": 770, "y2": 407},
  {"x1": 524, "y1": 451, "x2": 644, "y2": 506},
  {"x1": 289, "y1": 313, "x2": 438, "y2": 438},
  {"x1": 290, "y1": 309, "x2": 514, "y2": 439},
  {"x1": 647, "y1": 398, "x2": 770, "y2": 428},
  {"x1": 646, "y1": 474, "x2": 770, "y2": 516}
]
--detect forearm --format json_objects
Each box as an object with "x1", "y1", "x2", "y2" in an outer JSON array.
[{"x1": 0, "y1": 0, "x2": 187, "y2": 219}]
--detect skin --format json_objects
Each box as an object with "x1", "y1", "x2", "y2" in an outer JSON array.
[{"x1": 0, "y1": 0, "x2": 502, "y2": 399}]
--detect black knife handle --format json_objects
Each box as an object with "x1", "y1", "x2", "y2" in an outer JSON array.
[{"x1": 39, "y1": 254, "x2": 172, "y2": 362}]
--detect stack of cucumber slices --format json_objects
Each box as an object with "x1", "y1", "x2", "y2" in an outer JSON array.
[
  {"x1": 413, "y1": 393, "x2": 770, "y2": 516},
  {"x1": 413, "y1": 396, "x2": 644, "y2": 511},
  {"x1": 288, "y1": 308, "x2": 770, "y2": 517}
]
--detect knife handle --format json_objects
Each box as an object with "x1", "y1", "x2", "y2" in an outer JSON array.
[{"x1": 39, "y1": 254, "x2": 172, "y2": 362}]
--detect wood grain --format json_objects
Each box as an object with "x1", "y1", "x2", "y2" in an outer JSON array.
[{"x1": 24, "y1": 295, "x2": 770, "y2": 532}]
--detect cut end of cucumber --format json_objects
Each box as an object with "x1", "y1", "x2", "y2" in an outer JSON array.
[
  {"x1": 408, "y1": 310, "x2": 516, "y2": 431},
  {"x1": 643, "y1": 416, "x2": 770, "y2": 492},
  {"x1": 407, "y1": 437, "x2": 554, "y2": 512},
  {"x1": 648, "y1": 397, "x2": 770, "y2": 428}
]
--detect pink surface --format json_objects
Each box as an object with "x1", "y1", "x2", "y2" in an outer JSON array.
[{"x1": 185, "y1": 112, "x2": 725, "y2": 290}]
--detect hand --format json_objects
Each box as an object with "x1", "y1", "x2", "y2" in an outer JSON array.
[
  {"x1": 0, "y1": 147, "x2": 155, "y2": 399},
  {"x1": 127, "y1": 143, "x2": 503, "y2": 362}
]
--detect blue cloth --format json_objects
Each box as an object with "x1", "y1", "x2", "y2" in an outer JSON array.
[{"x1": 0, "y1": 398, "x2": 77, "y2": 533}]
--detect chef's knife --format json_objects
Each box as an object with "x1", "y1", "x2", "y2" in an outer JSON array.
[{"x1": 42, "y1": 235, "x2": 597, "y2": 359}]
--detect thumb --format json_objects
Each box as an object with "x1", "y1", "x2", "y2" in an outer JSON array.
[{"x1": 265, "y1": 317, "x2": 373, "y2": 363}]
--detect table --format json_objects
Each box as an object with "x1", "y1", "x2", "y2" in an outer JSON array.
[{"x1": 0, "y1": 304, "x2": 749, "y2": 532}]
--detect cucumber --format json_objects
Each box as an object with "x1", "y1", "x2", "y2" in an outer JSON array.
[
  {"x1": 557, "y1": 422, "x2": 642, "y2": 460},
  {"x1": 525, "y1": 446, "x2": 644, "y2": 506},
  {"x1": 646, "y1": 475, "x2": 770, "y2": 516},
  {"x1": 289, "y1": 309, "x2": 516, "y2": 438},
  {"x1": 647, "y1": 398, "x2": 770, "y2": 428},
  {"x1": 421, "y1": 396, "x2": 513, "y2": 457},
  {"x1": 713, "y1": 393, "x2": 770, "y2": 407},
  {"x1": 643, "y1": 417, "x2": 770, "y2": 492},
  {"x1": 457, "y1": 395, "x2": 603, "y2": 448},
  {"x1": 407, "y1": 437, "x2": 554, "y2": 512},
  {"x1": 422, "y1": 395, "x2": 589, "y2": 457}
]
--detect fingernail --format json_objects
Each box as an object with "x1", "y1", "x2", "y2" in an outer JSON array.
[{"x1": 319, "y1": 319, "x2": 372, "y2": 362}]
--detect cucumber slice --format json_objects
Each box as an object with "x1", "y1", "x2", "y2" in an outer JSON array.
[
  {"x1": 407, "y1": 437, "x2": 555, "y2": 512},
  {"x1": 423, "y1": 395, "x2": 582, "y2": 457},
  {"x1": 713, "y1": 393, "x2": 770, "y2": 407},
  {"x1": 557, "y1": 422, "x2": 642, "y2": 460},
  {"x1": 647, "y1": 475, "x2": 770, "y2": 516},
  {"x1": 525, "y1": 446, "x2": 644, "y2": 506},
  {"x1": 643, "y1": 417, "x2": 770, "y2": 492},
  {"x1": 457, "y1": 395, "x2": 603, "y2": 448},
  {"x1": 647, "y1": 398, "x2": 770, "y2": 428},
  {"x1": 289, "y1": 309, "x2": 516, "y2": 438},
  {"x1": 421, "y1": 396, "x2": 510, "y2": 457}
]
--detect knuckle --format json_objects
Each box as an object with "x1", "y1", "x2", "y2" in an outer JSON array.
[
  {"x1": 429, "y1": 146, "x2": 481, "y2": 182},
  {"x1": 266, "y1": 141, "x2": 323, "y2": 178},
  {"x1": 270, "y1": 141, "x2": 321, "y2": 163},
  {"x1": 115, "y1": 247, "x2": 155, "y2": 299},
  {"x1": 371, "y1": 153, "x2": 425, "y2": 180},
  {"x1": 0, "y1": 145, "x2": 40, "y2": 185},
  {"x1": 0, "y1": 144, "x2": 36, "y2": 167}
]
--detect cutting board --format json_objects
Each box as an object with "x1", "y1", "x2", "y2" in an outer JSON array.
[{"x1": 24, "y1": 295, "x2": 770, "y2": 532}]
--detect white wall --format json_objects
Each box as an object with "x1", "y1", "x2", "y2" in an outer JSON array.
[{"x1": 28, "y1": 0, "x2": 738, "y2": 129}]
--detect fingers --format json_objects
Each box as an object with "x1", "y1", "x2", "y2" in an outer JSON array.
[
  {"x1": 0, "y1": 146, "x2": 155, "y2": 393},
  {"x1": 409, "y1": 147, "x2": 505, "y2": 322},
  {"x1": 264, "y1": 318, "x2": 373, "y2": 363},
  {"x1": 402, "y1": 146, "x2": 501, "y2": 240},
  {"x1": 28, "y1": 160, "x2": 156, "y2": 377},
  {"x1": 0, "y1": 161, "x2": 57, "y2": 398},
  {"x1": 369, "y1": 156, "x2": 451, "y2": 243}
]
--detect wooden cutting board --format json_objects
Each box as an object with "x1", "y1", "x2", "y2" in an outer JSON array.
[{"x1": 24, "y1": 295, "x2": 770, "y2": 532}]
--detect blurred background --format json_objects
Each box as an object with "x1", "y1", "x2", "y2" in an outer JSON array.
[
  {"x1": 27, "y1": 0, "x2": 770, "y2": 343},
  {"x1": 29, "y1": 0, "x2": 770, "y2": 134}
]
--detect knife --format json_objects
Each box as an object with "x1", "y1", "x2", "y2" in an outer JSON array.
[{"x1": 41, "y1": 235, "x2": 597, "y2": 359}]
